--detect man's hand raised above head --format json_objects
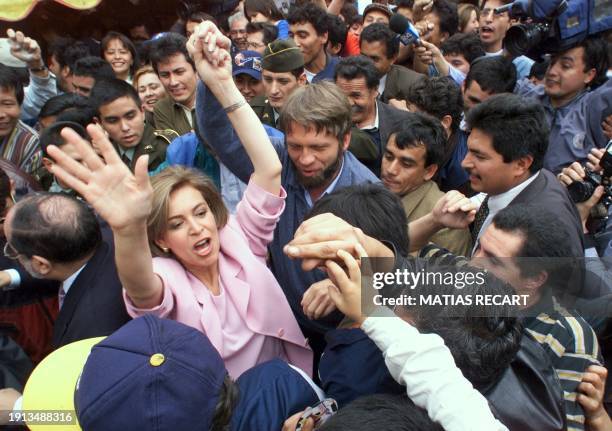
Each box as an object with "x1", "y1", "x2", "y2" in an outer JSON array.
[{"x1": 6, "y1": 29, "x2": 46, "y2": 73}]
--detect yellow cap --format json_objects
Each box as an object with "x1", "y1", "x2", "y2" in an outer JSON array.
[
  {"x1": 149, "y1": 353, "x2": 166, "y2": 367},
  {"x1": 22, "y1": 337, "x2": 105, "y2": 431}
]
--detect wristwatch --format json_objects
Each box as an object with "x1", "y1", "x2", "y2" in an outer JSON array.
[{"x1": 28, "y1": 65, "x2": 47, "y2": 73}]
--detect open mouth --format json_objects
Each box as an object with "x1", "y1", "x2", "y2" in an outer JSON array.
[{"x1": 194, "y1": 238, "x2": 211, "y2": 255}]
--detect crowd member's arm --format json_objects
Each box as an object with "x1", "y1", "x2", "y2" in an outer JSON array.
[
  {"x1": 408, "y1": 190, "x2": 476, "y2": 252},
  {"x1": 188, "y1": 21, "x2": 282, "y2": 195},
  {"x1": 324, "y1": 248, "x2": 508, "y2": 431},
  {"x1": 47, "y1": 125, "x2": 163, "y2": 309},
  {"x1": 603, "y1": 115, "x2": 612, "y2": 141},
  {"x1": 578, "y1": 365, "x2": 612, "y2": 431},
  {"x1": 413, "y1": 39, "x2": 450, "y2": 77},
  {"x1": 6, "y1": 29, "x2": 57, "y2": 122},
  {"x1": 327, "y1": 0, "x2": 345, "y2": 16}
]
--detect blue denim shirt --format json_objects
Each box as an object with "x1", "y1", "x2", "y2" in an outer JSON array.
[{"x1": 515, "y1": 78, "x2": 612, "y2": 174}]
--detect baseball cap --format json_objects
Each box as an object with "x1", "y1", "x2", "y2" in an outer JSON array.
[
  {"x1": 22, "y1": 315, "x2": 228, "y2": 431},
  {"x1": 232, "y1": 50, "x2": 263, "y2": 80}
]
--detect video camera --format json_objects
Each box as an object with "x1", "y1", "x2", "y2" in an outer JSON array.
[
  {"x1": 568, "y1": 140, "x2": 612, "y2": 232},
  {"x1": 497, "y1": 0, "x2": 612, "y2": 58}
]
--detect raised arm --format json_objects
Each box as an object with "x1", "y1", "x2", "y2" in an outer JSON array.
[
  {"x1": 46, "y1": 125, "x2": 163, "y2": 309},
  {"x1": 188, "y1": 22, "x2": 282, "y2": 195}
]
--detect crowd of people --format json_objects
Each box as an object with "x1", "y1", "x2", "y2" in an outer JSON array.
[{"x1": 0, "y1": 0, "x2": 611, "y2": 430}]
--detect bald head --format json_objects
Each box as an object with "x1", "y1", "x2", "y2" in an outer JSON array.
[{"x1": 8, "y1": 193, "x2": 101, "y2": 264}]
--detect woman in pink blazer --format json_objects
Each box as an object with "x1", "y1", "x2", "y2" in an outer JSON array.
[{"x1": 46, "y1": 24, "x2": 312, "y2": 378}]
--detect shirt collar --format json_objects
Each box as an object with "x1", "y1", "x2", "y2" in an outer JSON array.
[
  {"x1": 304, "y1": 158, "x2": 345, "y2": 207},
  {"x1": 118, "y1": 146, "x2": 136, "y2": 161},
  {"x1": 377, "y1": 74, "x2": 388, "y2": 96},
  {"x1": 360, "y1": 102, "x2": 380, "y2": 131},
  {"x1": 487, "y1": 171, "x2": 541, "y2": 213},
  {"x1": 62, "y1": 263, "x2": 87, "y2": 295}
]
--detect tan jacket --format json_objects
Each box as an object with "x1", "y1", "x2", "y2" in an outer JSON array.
[{"x1": 402, "y1": 181, "x2": 471, "y2": 256}]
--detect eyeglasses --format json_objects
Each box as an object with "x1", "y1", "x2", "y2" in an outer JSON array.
[
  {"x1": 481, "y1": 8, "x2": 507, "y2": 18},
  {"x1": 3, "y1": 241, "x2": 19, "y2": 260}
]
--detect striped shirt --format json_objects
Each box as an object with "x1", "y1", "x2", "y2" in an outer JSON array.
[
  {"x1": 0, "y1": 120, "x2": 42, "y2": 177},
  {"x1": 420, "y1": 244, "x2": 601, "y2": 431}
]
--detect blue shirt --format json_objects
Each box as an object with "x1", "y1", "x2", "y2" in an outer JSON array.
[
  {"x1": 515, "y1": 77, "x2": 612, "y2": 173},
  {"x1": 312, "y1": 55, "x2": 340, "y2": 83},
  {"x1": 196, "y1": 82, "x2": 379, "y2": 333},
  {"x1": 276, "y1": 19, "x2": 290, "y2": 39}
]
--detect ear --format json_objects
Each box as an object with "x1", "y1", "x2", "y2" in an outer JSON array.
[
  {"x1": 341, "y1": 130, "x2": 351, "y2": 152},
  {"x1": 524, "y1": 270, "x2": 548, "y2": 292},
  {"x1": 154, "y1": 238, "x2": 169, "y2": 252},
  {"x1": 440, "y1": 114, "x2": 453, "y2": 132},
  {"x1": 440, "y1": 32, "x2": 449, "y2": 44},
  {"x1": 424, "y1": 163, "x2": 439, "y2": 181},
  {"x1": 31, "y1": 255, "x2": 52, "y2": 276},
  {"x1": 61, "y1": 65, "x2": 71, "y2": 79},
  {"x1": 584, "y1": 68, "x2": 597, "y2": 86},
  {"x1": 298, "y1": 73, "x2": 307, "y2": 86},
  {"x1": 321, "y1": 31, "x2": 329, "y2": 45},
  {"x1": 514, "y1": 154, "x2": 534, "y2": 176}
]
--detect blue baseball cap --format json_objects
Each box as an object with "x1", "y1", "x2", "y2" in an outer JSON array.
[
  {"x1": 23, "y1": 315, "x2": 228, "y2": 431},
  {"x1": 232, "y1": 50, "x2": 263, "y2": 80}
]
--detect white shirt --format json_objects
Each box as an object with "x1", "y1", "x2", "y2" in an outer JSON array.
[
  {"x1": 377, "y1": 73, "x2": 388, "y2": 96},
  {"x1": 362, "y1": 308, "x2": 508, "y2": 431},
  {"x1": 304, "y1": 68, "x2": 316, "y2": 83},
  {"x1": 471, "y1": 171, "x2": 541, "y2": 251}
]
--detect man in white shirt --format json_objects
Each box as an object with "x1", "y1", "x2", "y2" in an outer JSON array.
[{"x1": 461, "y1": 93, "x2": 583, "y2": 255}]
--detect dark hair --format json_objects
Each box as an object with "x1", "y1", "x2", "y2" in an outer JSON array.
[
  {"x1": 528, "y1": 59, "x2": 549, "y2": 80},
  {"x1": 574, "y1": 35, "x2": 609, "y2": 88},
  {"x1": 40, "y1": 121, "x2": 89, "y2": 157},
  {"x1": 465, "y1": 56, "x2": 516, "y2": 94},
  {"x1": 246, "y1": 21, "x2": 279, "y2": 44},
  {"x1": 10, "y1": 193, "x2": 102, "y2": 263},
  {"x1": 39, "y1": 93, "x2": 89, "y2": 120},
  {"x1": 48, "y1": 38, "x2": 92, "y2": 70},
  {"x1": 360, "y1": 23, "x2": 399, "y2": 59},
  {"x1": 148, "y1": 33, "x2": 195, "y2": 74},
  {"x1": 327, "y1": 14, "x2": 348, "y2": 53},
  {"x1": 101, "y1": 31, "x2": 140, "y2": 78},
  {"x1": 407, "y1": 77, "x2": 463, "y2": 133},
  {"x1": 334, "y1": 55, "x2": 380, "y2": 89},
  {"x1": 440, "y1": 33, "x2": 485, "y2": 64},
  {"x1": 89, "y1": 78, "x2": 142, "y2": 115},
  {"x1": 466, "y1": 93, "x2": 548, "y2": 173},
  {"x1": 410, "y1": 265, "x2": 523, "y2": 389},
  {"x1": 492, "y1": 204, "x2": 576, "y2": 278},
  {"x1": 72, "y1": 56, "x2": 116, "y2": 81},
  {"x1": 340, "y1": 3, "x2": 358, "y2": 23},
  {"x1": 432, "y1": 0, "x2": 458, "y2": 39},
  {"x1": 321, "y1": 394, "x2": 444, "y2": 431},
  {"x1": 55, "y1": 107, "x2": 96, "y2": 128},
  {"x1": 187, "y1": 11, "x2": 217, "y2": 25},
  {"x1": 306, "y1": 184, "x2": 410, "y2": 257},
  {"x1": 0, "y1": 64, "x2": 24, "y2": 105},
  {"x1": 245, "y1": 0, "x2": 285, "y2": 22},
  {"x1": 395, "y1": 0, "x2": 414, "y2": 10},
  {"x1": 393, "y1": 112, "x2": 446, "y2": 168},
  {"x1": 287, "y1": 3, "x2": 330, "y2": 35},
  {"x1": 209, "y1": 375, "x2": 239, "y2": 431}
]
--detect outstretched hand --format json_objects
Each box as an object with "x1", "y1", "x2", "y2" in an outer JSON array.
[
  {"x1": 47, "y1": 124, "x2": 153, "y2": 231},
  {"x1": 6, "y1": 28, "x2": 44, "y2": 69},
  {"x1": 187, "y1": 20, "x2": 233, "y2": 86}
]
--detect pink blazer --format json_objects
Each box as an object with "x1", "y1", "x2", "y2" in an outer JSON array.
[{"x1": 124, "y1": 181, "x2": 313, "y2": 376}]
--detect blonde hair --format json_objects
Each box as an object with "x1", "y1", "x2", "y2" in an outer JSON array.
[
  {"x1": 148, "y1": 166, "x2": 228, "y2": 257},
  {"x1": 458, "y1": 4, "x2": 479, "y2": 33},
  {"x1": 132, "y1": 65, "x2": 157, "y2": 89}
]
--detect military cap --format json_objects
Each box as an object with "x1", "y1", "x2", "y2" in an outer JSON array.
[{"x1": 262, "y1": 39, "x2": 305, "y2": 73}]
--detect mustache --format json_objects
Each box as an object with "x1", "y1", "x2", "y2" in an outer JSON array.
[{"x1": 351, "y1": 104, "x2": 365, "y2": 114}]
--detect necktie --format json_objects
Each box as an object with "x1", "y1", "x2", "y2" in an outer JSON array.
[
  {"x1": 121, "y1": 152, "x2": 131, "y2": 167},
  {"x1": 471, "y1": 196, "x2": 490, "y2": 243},
  {"x1": 58, "y1": 285, "x2": 66, "y2": 310}
]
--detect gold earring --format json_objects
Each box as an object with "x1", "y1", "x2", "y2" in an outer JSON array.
[{"x1": 162, "y1": 247, "x2": 169, "y2": 253}]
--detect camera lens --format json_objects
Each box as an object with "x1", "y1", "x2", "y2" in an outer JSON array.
[
  {"x1": 505, "y1": 23, "x2": 548, "y2": 57},
  {"x1": 567, "y1": 181, "x2": 596, "y2": 203}
]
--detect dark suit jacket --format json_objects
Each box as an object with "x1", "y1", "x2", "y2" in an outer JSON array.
[
  {"x1": 380, "y1": 64, "x2": 424, "y2": 104},
  {"x1": 349, "y1": 101, "x2": 414, "y2": 176},
  {"x1": 52, "y1": 231, "x2": 131, "y2": 348},
  {"x1": 510, "y1": 169, "x2": 584, "y2": 258}
]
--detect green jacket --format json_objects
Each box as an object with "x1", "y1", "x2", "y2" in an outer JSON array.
[
  {"x1": 116, "y1": 124, "x2": 177, "y2": 172},
  {"x1": 250, "y1": 95, "x2": 277, "y2": 128},
  {"x1": 153, "y1": 97, "x2": 193, "y2": 136}
]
